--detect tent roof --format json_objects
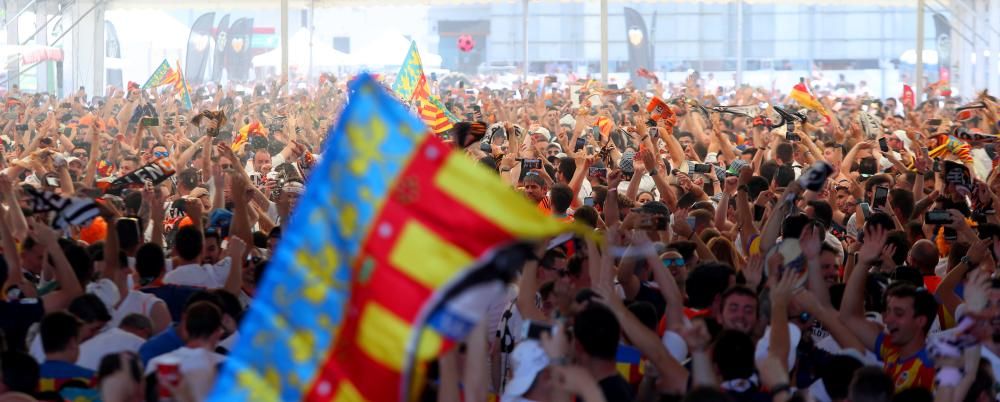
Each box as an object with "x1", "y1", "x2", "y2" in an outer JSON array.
[
  {"x1": 252, "y1": 29, "x2": 355, "y2": 67},
  {"x1": 105, "y1": 0, "x2": 924, "y2": 9}
]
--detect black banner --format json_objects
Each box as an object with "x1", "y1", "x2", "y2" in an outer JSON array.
[
  {"x1": 933, "y1": 13, "x2": 952, "y2": 87},
  {"x1": 226, "y1": 18, "x2": 254, "y2": 82},
  {"x1": 624, "y1": 7, "x2": 652, "y2": 89},
  {"x1": 185, "y1": 12, "x2": 216, "y2": 86},
  {"x1": 212, "y1": 14, "x2": 231, "y2": 83}
]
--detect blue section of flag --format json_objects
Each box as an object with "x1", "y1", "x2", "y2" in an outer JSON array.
[
  {"x1": 208, "y1": 73, "x2": 427, "y2": 401},
  {"x1": 616, "y1": 344, "x2": 642, "y2": 364}
]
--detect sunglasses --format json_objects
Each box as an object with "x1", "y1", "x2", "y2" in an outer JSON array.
[
  {"x1": 662, "y1": 258, "x2": 685, "y2": 267},
  {"x1": 72, "y1": 153, "x2": 87, "y2": 158},
  {"x1": 153, "y1": 151, "x2": 169, "y2": 158}
]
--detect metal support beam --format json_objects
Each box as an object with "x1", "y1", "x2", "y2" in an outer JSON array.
[
  {"x1": 990, "y1": 0, "x2": 999, "y2": 94},
  {"x1": 735, "y1": 0, "x2": 743, "y2": 87},
  {"x1": 522, "y1": 0, "x2": 528, "y2": 82},
  {"x1": 916, "y1": 0, "x2": 925, "y2": 100},
  {"x1": 281, "y1": 0, "x2": 289, "y2": 81},
  {"x1": 600, "y1": 0, "x2": 608, "y2": 83}
]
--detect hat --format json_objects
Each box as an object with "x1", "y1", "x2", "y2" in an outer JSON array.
[
  {"x1": 631, "y1": 200, "x2": 670, "y2": 216},
  {"x1": 503, "y1": 340, "x2": 550, "y2": 397},
  {"x1": 187, "y1": 187, "x2": 210, "y2": 199},
  {"x1": 620, "y1": 149, "x2": 636, "y2": 173},
  {"x1": 531, "y1": 126, "x2": 551, "y2": 140},
  {"x1": 65, "y1": 156, "x2": 83, "y2": 166},
  {"x1": 282, "y1": 181, "x2": 305, "y2": 195},
  {"x1": 890, "y1": 130, "x2": 912, "y2": 150}
]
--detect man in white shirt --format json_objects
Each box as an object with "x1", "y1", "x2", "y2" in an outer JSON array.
[
  {"x1": 163, "y1": 226, "x2": 244, "y2": 291},
  {"x1": 146, "y1": 302, "x2": 227, "y2": 400},
  {"x1": 77, "y1": 314, "x2": 152, "y2": 371}
]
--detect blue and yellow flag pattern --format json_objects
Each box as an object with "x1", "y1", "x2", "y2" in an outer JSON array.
[
  {"x1": 141, "y1": 59, "x2": 172, "y2": 90},
  {"x1": 392, "y1": 41, "x2": 425, "y2": 102},
  {"x1": 210, "y1": 74, "x2": 575, "y2": 402}
]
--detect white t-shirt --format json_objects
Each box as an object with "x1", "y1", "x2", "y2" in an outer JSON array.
[
  {"x1": 146, "y1": 346, "x2": 226, "y2": 398},
  {"x1": 76, "y1": 328, "x2": 146, "y2": 371},
  {"x1": 163, "y1": 257, "x2": 233, "y2": 289},
  {"x1": 111, "y1": 290, "x2": 166, "y2": 329}
]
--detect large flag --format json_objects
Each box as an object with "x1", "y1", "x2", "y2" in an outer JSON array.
[
  {"x1": 141, "y1": 60, "x2": 173, "y2": 89},
  {"x1": 789, "y1": 82, "x2": 831, "y2": 123},
  {"x1": 210, "y1": 74, "x2": 577, "y2": 402}
]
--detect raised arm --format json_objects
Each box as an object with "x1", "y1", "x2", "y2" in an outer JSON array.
[{"x1": 839, "y1": 225, "x2": 888, "y2": 351}]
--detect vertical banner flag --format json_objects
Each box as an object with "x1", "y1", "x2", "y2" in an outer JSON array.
[
  {"x1": 210, "y1": 74, "x2": 577, "y2": 402},
  {"x1": 142, "y1": 60, "x2": 172, "y2": 90}
]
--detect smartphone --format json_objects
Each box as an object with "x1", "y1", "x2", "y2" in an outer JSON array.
[
  {"x1": 521, "y1": 320, "x2": 552, "y2": 340},
  {"x1": 141, "y1": 117, "x2": 159, "y2": 127},
  {"x1": 686, "y1": 216, "x2": 697, "y2": 229},
  {"x1": 753, "y1": 205, "x2": 766, "y2": 221},
  {"x1": 584, "y1": 197, "x2": 594, "y2": 207},
  {"x1": 859, "y1": 202, "x2": 872, "y2": 219},
  {"x1": 45, "y1": 176, "x2": 59, "y2": 187},
  {"x1": 631, "y1": 104, "x2": 640, "y2": 113},
  {"x1": 878, "y1": 137, "x2": 889, "y2": 152},
  {"x1": 933, "y1": 158, "x2": 941, "y2": 172},
  {"x1": 692, "y1": 163, "x2": 713, "y2": 174},
  {"x1": 574, "y1": 137, "x2": 586, "y2": 152},
  {"x1": 786, "y1": 132, "x2": 800, "y2": 142},
  {"x1": 15, "y1": 124, "x2": 27, "y2": 131},
  {"x1": 480, "y1": 142, "x2": 493, "y2": 153},
  {"x1": 925, "y1": 210, "x2": 952, "y2": 225},
  {"x1": 521, "y1": 159, "x2": 542, "y2": 171},
  {"x1": 859, "y1": 157, "x2": 877, "y2": 177},
  {"x1": 944, "y1": 227, "x2": 958, "y2": 241},
  {"x1": 872, "y1": 186, "x2": 889, "y2": 209},
  {"x1": 588, "y1": 167, "x2": 607, "y2": 180},
  {"x1": 591, "y1": 126, "x2": 601, "y2": 140}
]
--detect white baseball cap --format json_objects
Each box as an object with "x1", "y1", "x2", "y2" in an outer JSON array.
[{"x1": 503, "y1": 340, "x2": 550, "y2": 397}]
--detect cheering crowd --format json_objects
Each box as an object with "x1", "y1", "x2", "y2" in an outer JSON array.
[{"x1": 1, "y1": 69, "x2": 1000, "y2": 402}]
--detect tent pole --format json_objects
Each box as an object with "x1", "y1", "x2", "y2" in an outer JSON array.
[
  {"x1": 915, "y1": 0, "x2": 925, "y2": 100},
  {"x1": 600, "y1": 0, "x2": 608, "y2": 83},
  {"x1": 522, "y1": 0, "x2": 528, "y2": 83},
  {"x1": 281, "y1": 0, "x2": 289, "y2": 83}
]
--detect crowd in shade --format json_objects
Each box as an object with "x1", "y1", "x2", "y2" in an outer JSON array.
[{"x1": 1, "y1": 67, "x2": 1000, "y2": 402}]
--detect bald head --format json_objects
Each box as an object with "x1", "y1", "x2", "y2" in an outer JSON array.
[{"x1": 908, "y1": 239, "x2": 938, "y2": 275}]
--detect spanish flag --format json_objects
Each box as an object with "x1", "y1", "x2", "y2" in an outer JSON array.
[
  {"x1": 789, "y1": 82, "x2": 831, "y2": 123},
  {"x1": 209, "y1": 74, "x2": 577, "y2": 402}
]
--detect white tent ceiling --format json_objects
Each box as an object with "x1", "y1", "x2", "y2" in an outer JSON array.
[
  {"x1": 252, "y1": 29, "x2": 355, "y2": 68},
  {"x1": 104, "y1": 0, "x2": 924, "y2": 9}
]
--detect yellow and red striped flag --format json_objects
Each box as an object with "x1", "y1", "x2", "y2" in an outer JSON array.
[
  {"x1": 210, "y1": 73, "x2": 581, "y2": 402},
  {"x1": 418, "y1": 98, "x2": 453, "y2": 133},
  {"x1": 789, "y1": 82, "x2": 831, "y2": 123}
]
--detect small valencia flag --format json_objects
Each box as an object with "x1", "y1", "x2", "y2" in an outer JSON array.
[{"x1": 209, "y1": 74, "x2": 581, "y2": 402}]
